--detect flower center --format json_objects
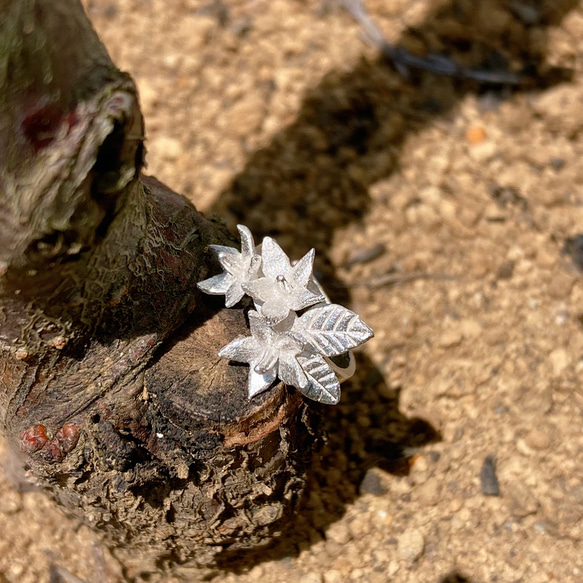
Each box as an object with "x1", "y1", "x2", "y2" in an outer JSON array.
[{"x1": 276, "y1": 274, "x2": 290, "y2": 292}]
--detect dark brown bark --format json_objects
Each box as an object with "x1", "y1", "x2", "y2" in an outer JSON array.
[{"x1": 0, "y1": 0, "x2": 315, "y2": 569}]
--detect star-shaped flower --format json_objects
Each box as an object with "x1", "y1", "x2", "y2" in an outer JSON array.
[
  {"x1": 242, "y1": 237, "x2": 324, "y2": 324},
  {"x1": 197, "y1": 225, "x2": 261, "y2": 307},
  {"x1": 219, "y1": 311, "x2": 307, "y2": 398}
]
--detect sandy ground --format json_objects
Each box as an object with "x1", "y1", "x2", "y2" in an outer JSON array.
[{"x1": 2, "y1": 0, "x2": 583, "y2": 581}]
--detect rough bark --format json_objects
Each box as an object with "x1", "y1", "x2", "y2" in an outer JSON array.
[{"x1": 0, "y1": 0, "x2": 316, "y2": 569}]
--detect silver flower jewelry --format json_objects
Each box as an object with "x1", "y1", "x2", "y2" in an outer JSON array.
[
  {"x1": 242, "y1": 238, "x2": 325, "y2": 324},
  {"x1": 197, "y1": 225, "x2": 261, "y2": 307},
  {"x1": 198, "y1": 225, "x2": 374, "y2": 404}
]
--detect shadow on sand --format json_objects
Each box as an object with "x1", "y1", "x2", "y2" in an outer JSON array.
[{"x1": 208, "y1": 0, "x2": 576, "y2": 574}]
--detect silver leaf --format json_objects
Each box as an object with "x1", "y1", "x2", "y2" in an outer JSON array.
[
  {"x1": 297, "y1": 353, "x2": 341, "y2": 404},
  {"x1": 293, "y1": 304, "x2": 374, "y2": 357}
]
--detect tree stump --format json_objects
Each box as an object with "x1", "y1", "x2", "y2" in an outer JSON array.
[{"x1": 0, "y1": 0, "x2": 318, "y2": 569}]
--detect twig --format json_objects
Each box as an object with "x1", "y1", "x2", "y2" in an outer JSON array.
[
  {"x1": 349, "y1": 271, "x2": 455, "y2": 289},
  {"x1": 338, "y1": 0, "x2": 523, "y2": 85}
]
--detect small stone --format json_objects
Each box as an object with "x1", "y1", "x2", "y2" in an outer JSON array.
[
  {"x1": 525, "y1": 428, "x2": 551, "y2": 450},
  {"x1": 439, "y1": 330, "x2": 463, "y2": 348},
  {"x1": 137, "y1": 78, "x2": 158, "y2": 111},
  {"x1": 372, "y1": 549, "x2": 390, "y2": 565},
  {"x1": 326, "y1": 521, "x2": 351, "y2": 545},
  {"x1": 562, "y1": 234, "x2": 583, "y2": 271},
  {"x1": 465, "y1": 124, "x2": 486, "y2": 144},
  {"x1": 299, "y1": 573, "x2": 323, "y2": 583},
  {"x1": 416, "y1": 480, "x2": 441, "y2": 506},
  {"x1": 480, "y1": 455, "x2": 500, "y2": 496},
  {"x1": 547, "y1": 272, "x2": 575, "y2": 299},
  {"x1": 348, "y1": 515, "x2": 369, "y2": 539},
  {"x1": 536, "y1": 247, "x2": 556, "y2": 269},
  {"x1": 360, "y1": 468, "x2": 387, "y2": 496},
  {"x1": 397, "y1": 528, "x2": 425, "y2": 562},
  {"x1": 443, "y1": 425, "x2": 463, "y2": 443},
  {"x1": 468, "y1": 140, "x2": 497, "y2": 163},
  {"x1": 508, "y1": 482, "x2": 539, "y2": 518},
  {"x1": 323, "y1": 571, "x2": 343, "y2": 583},
  {"x1": 14, "y1": 348, "x2": 29, "y2": 360},
  {"x1": 533, "y1": 84, "x2": 583, "y2": 135},
  {"x1": 496, "y1": 261, "x2": 514, "y2": 280},
  {"x1": 459, "y1": 319, "x2": 482, "y2": 339},
  {"x1": 387, "y1": 560, "x2": 399, "y2": 576},
  {"x1": 549, "y1": 348, "x2": 569, "y2": 376},
  {"x1": 0, "y1": 488, "x2": 22, "y2": 514},
  {"x1": 410, "y1": 455, "x2": 428, "y2": 473}
]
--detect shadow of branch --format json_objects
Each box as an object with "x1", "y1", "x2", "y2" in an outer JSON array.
[{"x1": 209, "y1": 0, "x2": 577, "y2": 572}]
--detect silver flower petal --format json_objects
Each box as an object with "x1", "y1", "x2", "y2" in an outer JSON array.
[
  {"x1": 218, "y1": 336, "x2": 258, "y2": 363},
  {"x1": 254, "y1": 347, "x2": 280, "y2": 375},
  {"x1": 224, "y1": 282, "x2": 246, "y2": 308},
  {"x1": 238, "y1": 225, "x2": 255, "y2": 258},
  {"x1": 248, "y1": 368, "x2": 277, "y2": 399},
  {"x1": 260, "y1": 237, "x2": 292, "y2": 279},
  {"x1": 291, "y1": 248, "x2": 316, "y2": 289},
  {"x1": 248, "y1": 310, "x2": 276, "y2": 342},
  {"x1": 243, "y1": 244, "x2": 324, "y2": 324},
  {"x1": 198, "y1": 226, "x2": 261, "y2": 307},
  {"x1": 197, "y1": 272, "x2": 232, "y2": 296},
  {"x1": 278, "y1": 353, "x2": 308, "y2": 389}
]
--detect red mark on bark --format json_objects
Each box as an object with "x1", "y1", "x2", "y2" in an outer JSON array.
[
  {"x1": 19, "y1": 424, "x2": 49, "y2": 454},
  {"x1": 21, "y1": 104, "x2": 63, "y2": 151},
  {"x1": 54, "y1": 422, "x2": 80, "y2": 454},
  {"x1": 44, "y1": 441, "x2": 65, "y2": 463},
  {"x1": 20, "y1": 422, "x2": 80, "y2": 462}
]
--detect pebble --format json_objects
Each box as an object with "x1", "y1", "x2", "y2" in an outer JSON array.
[
  {"x1": 459, "y1": 319, "x2": 482, "y2": 339},
  {"x1": 443, "y1": 425, "x2": 463, "y2": 443},
  {"x1": 549, "y1": 348, "x2": 569, "y2": 376},
  {"x1": 323, "y1": 571, "x2": 343, "y2": 583},
  {"x1": 480, "y1": 455, "x2": 501, "y2": 496},
  {"x1": 525, "y1": 428, "x2": 551, "y2": 450},
  {"x1": 387, "y1": 560, "x2": 399, "y2": 576},
  {"x1": 137, "y1": 78, "x2": 160, "y2": 113},
  {"x1": 439, "y1": 330, "x2": 463, "y2": 348},
  {"x1": 532, "y1": 84, "x2": 583, "y2": 135},
  {"x1": 468, "y1": 140, "x2": 497, "y2": 163},
  {"x1": 547, "y1": 272, "x2": 575, "y2": 299},
  {"x1": 416, "y1": 480, "x2": 441, "y2": 506},
  {"x1": 465, "y1": 125, "x2": 486, "y2": 144},
  {"x1": 496, "y1": 261, "x2": 514, "y2": 280},
  {"x1": 0, "y1": 488, "x2": 22, "y2": 514},
  {"x1": 359, "y1": 468, "x2": 387, "y2": 496},
  {"x1": 508, "y1": 482, "x2": 539, "y2": 518},
  {"x1": 300, "y1": 573, "x2": 323, "y2": 583},
  {"x1": 348, "y1": 515, "x2": 370, "y2": 539},
  {"x1": 326, "y1": 522, "x2": 352, "y2": 545},
  {"x1": 397, "y1": 528, "x2": 425, "y2": 562}
]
